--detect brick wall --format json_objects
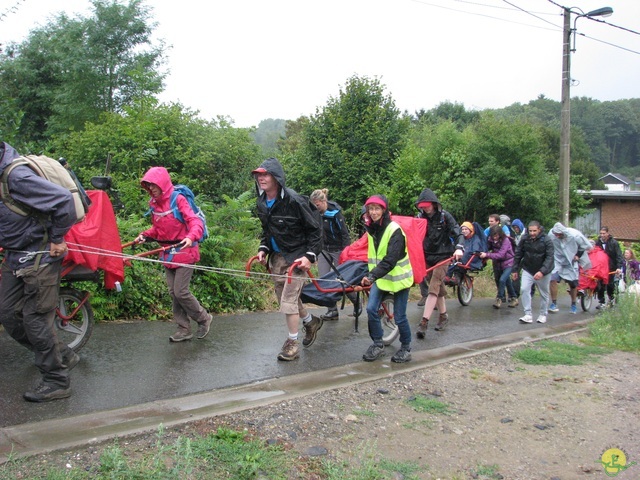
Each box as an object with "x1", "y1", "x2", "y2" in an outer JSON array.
[{"x1": 600, "y1": 200, "x2": 640, "y2": 243}]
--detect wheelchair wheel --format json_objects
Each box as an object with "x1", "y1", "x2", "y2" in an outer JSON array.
[
  {"x1": 378, "y1": 293, "x2": 399, "y2": 346},
  {"x1": 580, "y1": 289, "x2": 593, "y2": 312},
  {"x1": 457, "y1": 274, "x2": 474, "y2": 306},
  {"x1": 55, "y1": 287, "x2": 94, "y2": 352}
]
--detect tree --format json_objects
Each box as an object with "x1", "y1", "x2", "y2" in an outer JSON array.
[
  {"x1": 251, "y1": 118, "x2": 286, "y2": 157},
  {"x1": 0, "y1": 0, "x2": 165, "y2": 146},
  {"x1": 413, "y1": 101, "x2": 480, "y2": 130},
  {"x1": 52, "y1": 103, "x2": 261, "y2": 210},
  {"x1": 284, "y1": 75, "x2": 409, "y2": 213}
]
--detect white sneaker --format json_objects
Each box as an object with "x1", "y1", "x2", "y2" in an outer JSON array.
[
  {"x1": 536, "y1": 315, "x2": 547, "y2": 324},
  {"x1": 519, "y1": 314, "x2": 533, "y2": 324}
]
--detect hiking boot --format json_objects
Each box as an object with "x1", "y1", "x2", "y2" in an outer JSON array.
[
  {"x1": 302, "y1": 315, "x2": 323, "y2": 347},
  {"x1": 170, "y1": 330, "x2": 193, "y2": 342},
  {"x1": 321, "y1": 310, "x2": 339, "y2": 321},
  {"x1": 277, "y1": 338, "x2": 300, "y2": 361},
  {"x1": 536, "y1": 315, "x2": 547, "y2": 324},
  {"x1": 519, "y1": 314, "x2": 533, "y2": 324},
  {"x1": 570, "y1": 304, "x2": 577, "y2": 315},
  {"x1": 391, "y1": 346, "x2": 412, "y2": 363},
  {"x1": 493, "y1": 298, "x2": 502, "y2": 309},
  {"x1": 196, "y1": 314, "x2": 213, "y2": 339},
  {"x1": 23, "y1": 382, "x2": 71, "y2": 403},
  {"x1": 362, "y1": 343, "x2": 385, "y2": 362},
  {"x1": 416, "y1": 318, "x2": 429, "y2": 339},
  {"x1": 508, "y1": 298, "x2": 519, "y2": 308},
  {"x1": 62, "y1": 351, "x2": 80, "y2": 371},
  {"x1": 417, "y1": 296, "x2": 427, "y2": 307},
  {"x1": 434, "y1": 313, "x2": 449, "y2": 331},
  {"x1": 548, "y1": 302, "x2": 559, "y2": 313}
]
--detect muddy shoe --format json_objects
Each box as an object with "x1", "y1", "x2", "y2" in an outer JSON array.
[
  {"x1": 508, "y1": 298, "x2": 519, "y2": 308},
  {"x1": 277, "y1": 338, "x2": 300, "y2": 361},
  {"x1": 320, "y1": 310, "x2": 339, "y2": 321},
  {"x1": 416, "y1": 318, "x2": 429, "y2": 339},
  {"x1": 391, "y1": 346, "x2": 412, "y2": 363},
  {"x1": 434, "y1": 313, "x2": 449, "y2": 331},
  {"x1": 23, "y1": 382, "x2": 71, "y2": 403},
  {"x1": 302, "y1": 315, "x2": 323, "y2": 347},
  {"x1": 362, "y1": 343, "x2": 385, "y2": 362},
  {"x1": 417, "y1": 296, "x2": 427, "y2": 307},
  {"x1": 196, "y1": 314, "x2": 213, "y2": 339},
  {"x1": 170, "y1": 330, "x2": 193, "y2": 342},
  {"x1": 493, "y1": 298, "x2": 502, "y2": 309}
]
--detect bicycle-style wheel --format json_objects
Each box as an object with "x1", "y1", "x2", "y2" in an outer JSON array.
[
  {"x1": 378, "y1": 293, "x2": 399, "y2": 346},
  {"x1": 457, "y1": 275, "x2": 474, "y2": 306},
  {"x1": 580, "y1": 289, "x2": 593, "y2": 311},
  {"x1": 55, "y1": 287, "x2": 94, "y2": 352}
]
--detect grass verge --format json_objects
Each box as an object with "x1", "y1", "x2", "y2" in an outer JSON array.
[
  {"x1": 585, "y1": 294, "x2": 640, "y2": 352},
  {"x1": 0, "y1": 427, "x2": 422, "y2": 480},
  {"x1": 512, "y1": 339, "x2": 611, "y2": 365}
]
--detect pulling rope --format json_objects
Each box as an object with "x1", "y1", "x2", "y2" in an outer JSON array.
[{"x1": 63, "y1": 242, "x2": 353, "y2": 286}]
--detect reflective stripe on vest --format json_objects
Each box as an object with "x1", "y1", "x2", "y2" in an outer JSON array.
[{"x1": 367, "y1": 222, "x2": 413, "y2": 292}]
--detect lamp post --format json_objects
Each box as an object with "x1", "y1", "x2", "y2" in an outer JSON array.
[{"x1": 559, "y1": 6, "x2": 613, "y2": 225}]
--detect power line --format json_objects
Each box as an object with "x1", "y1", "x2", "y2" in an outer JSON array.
[
  {"x1": 453, "y1": 0, "x2": 557, "y2": 16},
  {"x1": 409, "y1": 0, "x2": 561, "y2": 32},
  {"x1": 500, "y1": 0, "x2": 560, "y2": 29},
  {"x1": 539, "y1": 0, "x2": 640, "y2": 55},
  {"x1": 545, "y1": 0, "x2": 640, "y2": 37}
]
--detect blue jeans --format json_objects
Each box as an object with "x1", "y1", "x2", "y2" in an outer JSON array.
[
  {"x1": 366, "y1": 284, "x2": 411, "y2": 348},
  {"x1": 494, "y1": 266, "x2": 516, "y2": 301}
]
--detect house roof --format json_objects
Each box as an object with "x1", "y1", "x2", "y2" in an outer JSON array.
[
  {"x1": 578, "y1": 189, "x2": 640, "y2": 200},
  {"x1": 598, "y1": 172, "x2": 632, "y2": 185}
]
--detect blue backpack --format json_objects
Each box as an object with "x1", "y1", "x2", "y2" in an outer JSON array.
[
  {"x1": 146, "y1": 185, "x2": 209, "y2": 243},
  {"x1": 170, "y1": 185, "x2": 208, "y2": 243}
]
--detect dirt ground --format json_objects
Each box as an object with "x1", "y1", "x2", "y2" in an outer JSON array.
[{"x1": 6, "y1": 331, "x2": 640, "y2": 479}]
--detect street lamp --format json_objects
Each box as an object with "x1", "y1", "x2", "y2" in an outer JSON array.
[{"x1": 559, "y1": 5, "x2": 613, "y2": 225}]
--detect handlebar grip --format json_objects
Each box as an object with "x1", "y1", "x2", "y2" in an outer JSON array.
[
  {"x1": 287, "y1": 261, "x2": 302, "y2": 283},
  {"x1": 245, "y1": 255, "x2": 260, "y2": 277}
]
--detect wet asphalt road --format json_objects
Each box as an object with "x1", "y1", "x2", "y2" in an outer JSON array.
[{"x1": 0, "y1": 295, "x2": 594, "y2": 428}]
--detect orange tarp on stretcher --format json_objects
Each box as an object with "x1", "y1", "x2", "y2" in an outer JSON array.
[
  {"x1": 339, "y1": 215, "x2": 427, "y2": 285},
  {"x1": 578, "y1": 245, "x2": 609, "y2": 291},
  {"x1": 63, "y1": 190, "x2": 124, "y2": 289}
]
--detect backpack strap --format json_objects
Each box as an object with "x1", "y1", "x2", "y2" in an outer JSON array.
[
  {"x1": 169, "y1": 190, "x2": 185, "y2": 223},
  {"x1": 1, "y1": 161, "x2": 50, "y2": 268}
]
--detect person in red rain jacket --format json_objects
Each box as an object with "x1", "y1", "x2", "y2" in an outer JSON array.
[{"x1": 135, "y1": 167, "x2": 212, "y2": 343}]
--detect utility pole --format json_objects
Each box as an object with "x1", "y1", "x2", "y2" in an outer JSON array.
[
  {"x1": 559, "y1": 8, "x2": 571, "y2": 226},
  {"x1": 558, "y1": 6, "x2": 612, "y2": 225}
]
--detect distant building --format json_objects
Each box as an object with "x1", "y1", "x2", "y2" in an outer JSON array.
[
  {"x1": 598, "y1": 173, "x2": 633, "y2": 192},
  {"x1": 575, "y1": 189, "x2": 640, "y2": 242}
]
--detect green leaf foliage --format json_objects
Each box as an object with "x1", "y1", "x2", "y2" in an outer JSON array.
[
  {"x1": 0, "y1": 0, "x2": 165, "y2": 146},
  {"x1": 283, "y1": 75, "x2": 409, "y2": 214}
]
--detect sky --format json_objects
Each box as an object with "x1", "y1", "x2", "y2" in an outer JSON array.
[{"x1": 0, "y1": 0, "x2": 639, "y2": 128}]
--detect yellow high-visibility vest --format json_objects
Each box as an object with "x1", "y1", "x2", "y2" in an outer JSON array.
[{"x1": 367, "y1": 222, "x2": 413, "y2": 292}]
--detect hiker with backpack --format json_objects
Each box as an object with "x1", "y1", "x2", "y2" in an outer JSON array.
[
  {"x1": 309, "y1": 188, "x2": 360, "y2": 320},
  {"x1": 415, "y1": 188, "x2": 465, "y2": 338},
  {"x1": 0, "y1": 142, "x2": 79, "y2": 402},
  {"x1": 253, "y1": 158, "x2": 323, "y2": 362},
  {"x1": 483, "y1": 214, "x2": 511, "y2": 238},
  {"x1": 135, "y1": 167, "x2": 212, "y2": 343},
  {"x1": 480, "y1": 224, "x2": 519, "y2": 309}
]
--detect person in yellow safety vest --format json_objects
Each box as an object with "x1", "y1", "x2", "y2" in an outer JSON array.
[{"x1": 360, "y1": 195, "x2": 413, "y2": 363}]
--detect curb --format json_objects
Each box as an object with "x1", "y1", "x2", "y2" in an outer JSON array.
[{"x1": 0, "y1": 319, "x2": 590, "y2": 463}]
